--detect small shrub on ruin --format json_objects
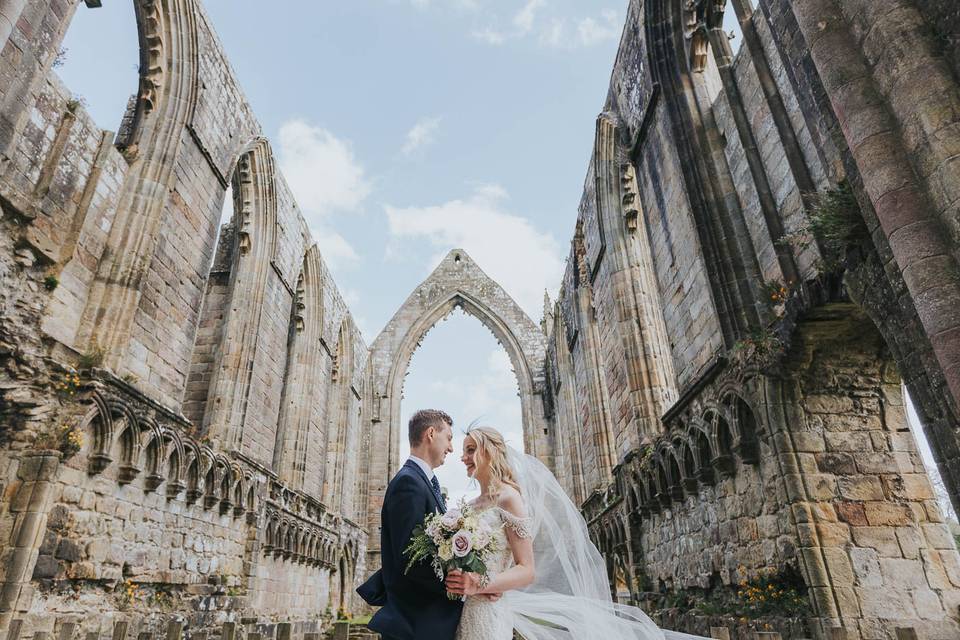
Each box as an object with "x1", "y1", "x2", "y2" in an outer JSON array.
[
  {"x1": 762, "y1": 279, "x2": 794, "y2": 307},
  {"x1": 34, "y1": 423, "x2": 82, "y2": 458},
  {"x1": 65, "y1": 95, "x2": 88, "y2": 113},
  {"x1": 115, "y1": 578, "x2": 142, "y2": 611},
  {"x1": 807, "y1": 182, "x2": 867, "y2": 250},
  {"x1": 776, "y1": 182, "x2": 867, "y2": 277},
  {"x1": 637, "y1": 445, "x2": 655, "y2": 473},
  {"x1": 733, "y1": 570, "x2": 808, "y2": 618},
  {"x1": 77, "y1": 344, "x2": 105, "y2": 370},
  {"x1": 729, "y1": 329, "x2": 785, "y2": 371},
  {"x1": 44, "y1": 275, "x2": 59, "y2": 291},
  {"x1": 53, "y1": 372, "x2": 81, "y2": 398}
]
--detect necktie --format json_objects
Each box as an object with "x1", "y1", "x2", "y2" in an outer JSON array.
[{"x1": 430, "y1": 475, "x2": 446, "y2": 511}]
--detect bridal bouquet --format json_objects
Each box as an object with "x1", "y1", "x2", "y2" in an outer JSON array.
[{"x1": 404, "y1": 499, "x2": 503, "y2": 600}]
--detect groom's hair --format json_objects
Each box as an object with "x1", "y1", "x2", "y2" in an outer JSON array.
[{"x1": 409, "y1": 409, "x2": 453, "y2": 446}]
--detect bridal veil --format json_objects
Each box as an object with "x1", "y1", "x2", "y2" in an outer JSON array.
[{"x1": 504, "y1": 447, "x2": 702, "y2": 640}]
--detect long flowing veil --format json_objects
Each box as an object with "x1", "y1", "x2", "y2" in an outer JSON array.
[{"x1": 503, "y1": 447, "x2": 699, "y2": 640}]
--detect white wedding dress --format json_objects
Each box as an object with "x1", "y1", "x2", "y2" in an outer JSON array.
[
  {"x1": 453, "y1": 448, "x2": 704, "y2": 640},
  {"x1": 455, "y1": 505, "x2": 532, "y2": 640}
]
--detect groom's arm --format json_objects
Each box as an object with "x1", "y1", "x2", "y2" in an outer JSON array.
[{"x1": 387, "y1": 475, "x2": 447, "y2": 597}]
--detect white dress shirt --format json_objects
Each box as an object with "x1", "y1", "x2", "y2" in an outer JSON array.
[{"x1": 407, "y1": 455, "x2": 435, "y2": 481}]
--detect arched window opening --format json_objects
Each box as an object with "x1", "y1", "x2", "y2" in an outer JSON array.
[
  {"x1": 56, "y1": 2, "x2": 139, "y2": 144},
  {"x1": 183, "y1": 177, "x2": 241, "y2": 428},
  {"x1": 722, "y1": 1, "x2": 746, "y2": 57},
  {"x1": 694, "y1": 429, "x2": 715, "y2": 485},
  {"x1": 714, "y1": 413, "x2": 737, "y2": 477},
  {"x1": 399, "y1": 309, "x2": 525, "y2": 505},
  {"x1": 733, "y1": 396, "x2": 760, "y2": 462}
]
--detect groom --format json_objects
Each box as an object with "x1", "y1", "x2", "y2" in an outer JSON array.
[{"x1": 357, "y1": 409, "x2": 463, "y2": 639}]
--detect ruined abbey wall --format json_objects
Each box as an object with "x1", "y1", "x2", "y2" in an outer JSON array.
[
  {"x1": 544, "y1": 1, "x2": 960, "y2": 639},
  {"x1": 3, "y1": 1, "x2": 960, "y2": 640},
  {"x1": 0, "y1": 1, "x2": 368, "y2": 637}
]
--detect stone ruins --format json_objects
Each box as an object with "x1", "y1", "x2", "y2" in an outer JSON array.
[{"x1": 1, "y1": 0, "x2": 959, "y2": 639}]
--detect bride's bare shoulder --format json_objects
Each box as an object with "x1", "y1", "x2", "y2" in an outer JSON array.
[{"x1": 496, "y1": 485, "x2": 526, "y2": 516}]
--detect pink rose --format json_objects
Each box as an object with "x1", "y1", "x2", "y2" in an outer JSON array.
[{"x1": 451, "y1": 530, "x2": 473, "y2": 557}]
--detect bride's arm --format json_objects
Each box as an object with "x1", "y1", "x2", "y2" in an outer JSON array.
[{"x1": 446, "y1": 489, "x2": 535, "y2": 596}]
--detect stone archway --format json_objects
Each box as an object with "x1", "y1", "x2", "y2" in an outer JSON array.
[{"x1": 362, "y1": 249, "x2": 553, "y2": 564}]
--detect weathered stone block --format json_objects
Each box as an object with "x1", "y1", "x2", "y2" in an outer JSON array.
[
  {"x1": 864, "y1": 502, "x2": 915, "y2": 526},
  {"x1": 850, "y1": 547, "x2": 883, "y2": 586},
  {"x1": 880, "y1": 557, "x2": 928, "y2": 588}
]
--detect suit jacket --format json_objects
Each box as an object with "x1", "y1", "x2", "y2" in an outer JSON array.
[{"x1": 357, "y1": 460, "x2": 463, "y2": 640}]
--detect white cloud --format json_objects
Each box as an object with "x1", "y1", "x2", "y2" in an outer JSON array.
[
  {"x1": 402, "y1": 116, "x2": 443, "y2": 155},
  {"x1": 538, "y1": 17, "x2": 565, "y2": 48},
  {"x1": 470, "y1": 5, "x2": 619, "y2": 50},
  {"x1": 513, "y1": 0, "x2": 545, "y2": 34},
  {"x1": 310, "y1": 226, "x2": 359, "y2": 271},
  {"x1": 278, "y1": 119, "x2": 371, "y2": 270},
  {"x1": 575, "y1": 9, "x2": 620, "y2": 47},
  {"x1": 384, "y1": 184, "x2": 564, "y2": 320},
  {"x1": 472, "y1": 26, "x2": 508, "y2": 45},
  {"x1": 278, "y1": 119, "x2": 371, "y2": 218}
]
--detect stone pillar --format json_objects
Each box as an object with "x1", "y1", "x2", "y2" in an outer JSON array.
[
  {"x1": 0, "y1": 452, "x2": 60, "y2": 635},
  {"x1": 791, "y1": 0, "x2": 960, "y2": 514}
]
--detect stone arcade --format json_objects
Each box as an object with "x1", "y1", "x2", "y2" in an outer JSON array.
[{"x1": 2, "y1": 1, "x2": 960, "y2": 639}]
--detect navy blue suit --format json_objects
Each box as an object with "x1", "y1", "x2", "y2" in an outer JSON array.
[{"x1": 357, "y1": 460, "x2": 463, "y2": 640}]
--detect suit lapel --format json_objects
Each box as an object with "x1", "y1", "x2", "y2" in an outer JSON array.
[{"x1": 403, "y1": 459, "x2": 443, "y2": 513}]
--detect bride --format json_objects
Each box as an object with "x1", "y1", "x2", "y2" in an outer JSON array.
[{"x1": 444, "y1": 426, "x2": 695, "y2": 640}]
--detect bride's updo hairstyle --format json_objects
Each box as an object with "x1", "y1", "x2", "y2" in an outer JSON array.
[{"x1": 466, "y1": 426, "x2": 522, "y2": 496}]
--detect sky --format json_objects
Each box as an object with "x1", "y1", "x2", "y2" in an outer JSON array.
[{"x1": 56, "y1": 1, "x2": 957, "y2": 520}]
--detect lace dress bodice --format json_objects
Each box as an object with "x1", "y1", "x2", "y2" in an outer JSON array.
[{"x1": 455, "y1": 505, "x2": 533, "y2": 640}]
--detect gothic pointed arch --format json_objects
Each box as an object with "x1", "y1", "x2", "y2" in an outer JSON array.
[
  {"x1": 188, "y1": 137, "x2": 279, "y2": 456},
  {"x1": 324, "y1": 316, "x2": 360, "y2": 514},
  {"x1": 76, "y1": 0, "x2": 202, "y2": 370},
  {"x1": 362, "y1": 249, "x2": 551, "y2": 567},
  {"x1": 274, "y1": 244, "x2": 328, "y2": 494}
]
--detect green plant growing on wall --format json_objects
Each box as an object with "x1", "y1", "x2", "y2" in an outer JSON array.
[
  {"x1": 637, "y1": 445, "x2": 655, "y2": 473},
  {"x1": 729, "y1": 329, "x2": 785, "y2": 371},
  {"x1": 52, "y1": 371, "x2": 81, "y2": 398},
  {"x1": 115, "y1": 578, "x2": 142, "y2": 611},
  {"x1": 776, "y1": 182, "x2": 868, "y2": 277},
  {"x1": 65, "y1": 95, "x2": 87, "y2": 113},
  {"x1": 34, "y1": 423, "x2": 84, "y2": 459},
  {"x1": 77, "y1": 343, "x2": 105, "y2": 370},
  {"x1": 808, "y1": 182, "x2": 867, "y2": 252},
  {"x1": 44, "y1": 275, "x2": 59, "y2": 291}
]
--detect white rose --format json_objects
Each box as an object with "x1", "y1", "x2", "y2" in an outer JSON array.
[
  {"x1": 440, "y1": 509, "x2": 462, "y2": 531},
  {"x1": 473, "y1": 530, "x2": 490, "y2": 550},
  {"x1": 438, "y1": 540, "x2": 454, "y2": 562},
  {"x1": 452, "y1": 530, "x2": 473, "y2": 558}
]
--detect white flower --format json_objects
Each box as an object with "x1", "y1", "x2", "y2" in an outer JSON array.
[
  {"x1": 452, "y1": 530, "x2": 473, "y2": 558},
  {"x1": 426, "y1": 521, "x2": 442, "y2": 542},
  {"x1": 440, "y1": 509, "x2": 462, "y2": 531},
  {"x1": 473, "y1": 530, "x2": 490, "y2": 549},
  {"x1": 439, "y1": 540, "x2": 454, "y2": 562}
]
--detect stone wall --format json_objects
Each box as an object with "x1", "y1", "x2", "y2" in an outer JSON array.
[
  {"x1": 0, "y1": 1, "x2": 368, "y2": 637},
  {"x1": 544, "y1": 0, "x2": 960, "y2": 638}
]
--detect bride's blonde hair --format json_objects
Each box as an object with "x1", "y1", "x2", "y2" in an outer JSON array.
[{"x1": 466, "y1": 426, "x2": 521, "y2": 496}]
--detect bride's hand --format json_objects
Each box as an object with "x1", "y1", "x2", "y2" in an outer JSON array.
[{"x1": 445, "y1": 569, "x2": 483, "y2": 596}]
